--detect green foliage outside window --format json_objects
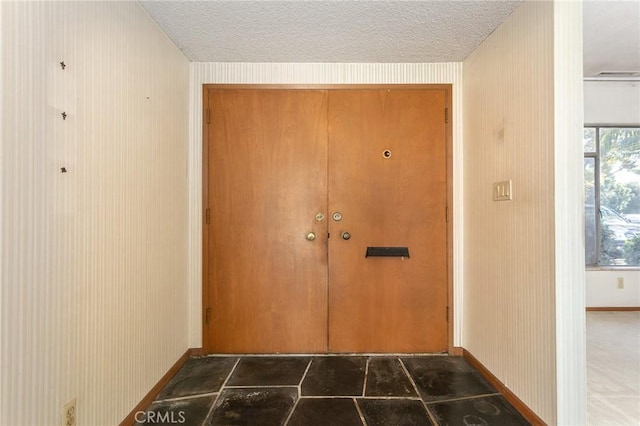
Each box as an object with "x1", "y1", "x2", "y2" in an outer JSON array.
[
  {"x1": 625, "y1": 235, "x2": 640, "y2": 265},
  {"x1": 601, "y1": 225, "x2": 621, "y2": 265},
  {"x1": 600, "y1": 128, "x2": 640, "y2": 216}
]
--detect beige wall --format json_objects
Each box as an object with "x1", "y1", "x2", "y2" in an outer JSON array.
[
  {"x1": 0, "y1": 1, "x2": 588, "y2": 424},
  {"x1": 1, "y1": 2, "x2": 190, "y2": 424},
  {"x1": 584, "y1": 80, "x2": 640, "y2": 308},
  {"x1": 463, "y1": 1, "x2": 585, "y2": 424},
  {"x1": 584, "y1": 81, "x2": 640, "y2": 126},
  {"x1": 586, "y1": 270, "x2": 640, "y2": 307}
]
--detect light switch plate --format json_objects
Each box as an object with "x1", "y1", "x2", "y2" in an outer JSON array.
[{"x1": 493, "y1": 180, "x2": 512, "y2": 201}]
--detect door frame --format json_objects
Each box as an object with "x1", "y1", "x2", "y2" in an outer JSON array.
[{"x1": 201, "y1": 84, "x2": 454, "y2": 354}]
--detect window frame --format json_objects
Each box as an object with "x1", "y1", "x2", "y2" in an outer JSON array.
[{"x1": 584, "y1": 124, "x2": 640, "y2": 270}]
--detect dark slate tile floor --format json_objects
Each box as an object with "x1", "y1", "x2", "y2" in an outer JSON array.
[{"x1": 136, "y1": 355, "x2": 531, "y2": 426}]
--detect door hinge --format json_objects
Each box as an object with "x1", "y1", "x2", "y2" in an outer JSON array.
[
  {"x1": 446, "y1": 206, "x2": 449, "y2": 222},
  {"x1": 206, "y1": 208, "x2": 210, "y2": 224},
  {"x1": 205, "y1": 307, "x2": 211, "y2": 325},
  {"x1": 445, "y1": 107, "x2": 449, "y2": 124},
  {"x1": 446, "y1": 306, "x2": 449, "y2": 322},
  {"x1": 206, "y1": 108, "x2": 211, "y2": 124}
]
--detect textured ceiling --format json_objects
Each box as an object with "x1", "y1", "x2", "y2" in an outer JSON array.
[
  {"x1": 140, "y1": 1, "x2": 640, "y2": 78},
  {"x1": 140, "y1": 1, "x2": 522, "y2": 63}
]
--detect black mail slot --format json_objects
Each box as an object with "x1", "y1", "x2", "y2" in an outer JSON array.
[{"x1": 365, "y1": 247, "x2": 410, "y2": 258}]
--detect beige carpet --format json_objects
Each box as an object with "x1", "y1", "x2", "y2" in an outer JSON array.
[{"x1": 587, "y1": 311, "x2": 640, "y2": 426}]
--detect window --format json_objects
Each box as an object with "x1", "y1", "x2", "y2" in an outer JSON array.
[{"x1": 584, "y1": 127, "x2": 640, "y2": 266}]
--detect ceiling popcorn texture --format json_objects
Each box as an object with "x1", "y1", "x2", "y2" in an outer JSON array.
[{"x1": 140, "y1": 1, "x2": 523, "y2": 63}]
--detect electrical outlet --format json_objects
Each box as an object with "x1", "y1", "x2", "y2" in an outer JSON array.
[
  {"x1": 62, "y1": 398, "x2": 76, "y2": 426},
  {"x1": 617, "y1": 277, "x2": 624, "y2": 289}
]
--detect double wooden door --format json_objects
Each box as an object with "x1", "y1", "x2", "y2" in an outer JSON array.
[{"x1": 204, "y1": 87, "x2": 449, "y2": 354}]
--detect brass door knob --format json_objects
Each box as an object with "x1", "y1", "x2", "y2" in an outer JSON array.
[
  {"x1": 306, "y1": 232, "x2": 317, "y2": 241},
  {"x1": 341, "y1": 231, "x2": 351, "y2": 240}
]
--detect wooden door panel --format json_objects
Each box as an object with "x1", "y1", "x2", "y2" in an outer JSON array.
[
  {"x1": 327, "y1": 89, "x2": 448, "y2": 353},
  {"x1": 205, "y1": 87, "x2": 450, "y2": 354},
  {"x1": 207, "y1": 89, "x2": 328, "y2": 353}
]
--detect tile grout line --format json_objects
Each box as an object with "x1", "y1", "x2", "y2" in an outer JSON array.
[
  {"x1": 353, "y1": 398, "x2": 368, "y2": 426},
  {"x1": 298, "y1": 395, "x2": 416, "y2": 400},
  {"x1": 423, "y1": 392, "x2": 502, "y2": 405},
  {"x1": 283, "y1": 357, "x2": 314, "y2": 426},
  {"x1": 298, "y1": 357, "x2": 314, "y2": 396},
  {"x1": 368, "y1": 396, "x2": 422, "y2": 401},
  {"x1": 219, "y1": 357, "x2": 243, "y2": 390},
  {"x1": 224, "y1": 385, "x2": 301, "y2": 389},
  {"x1": 201, "y1": 357, "x2": 242, "y2": 426},
  {"x1": 362, "y1": 357, "x2": 370, "y2": 397},
  {"x1": 153, "y1": 392, "x2": 219, "y2": 404},
  {"x1": 283, "y1": 397, "x2": 300, "y2": 426},
  {"x1": 398, "y1": 358, "x2": 441, "y2": 426}
]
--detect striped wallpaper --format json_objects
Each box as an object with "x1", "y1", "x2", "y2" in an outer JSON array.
[
  {"x1": 1, "y1": 1, "x2": 587, "y2": 424},
  {"x1": 1, "y1": 2, "x2": 190, "y2": 424},
  {"x1": 463, "y1": 1, "x2": 585, "y2": 424}
]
